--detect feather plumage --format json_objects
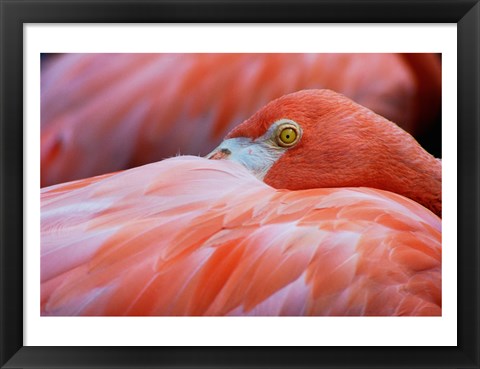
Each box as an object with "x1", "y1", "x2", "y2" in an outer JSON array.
[{"x1": 41, "y1": 156, "x2": 441, "y2": 316}]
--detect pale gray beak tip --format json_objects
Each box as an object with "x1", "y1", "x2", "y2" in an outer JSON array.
[{"x1": 206, "y1": 148, "x2": 231, "y2": 160}]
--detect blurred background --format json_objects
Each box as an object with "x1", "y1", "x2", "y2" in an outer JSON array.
[{"x1": 40, "y1": 53, "x2": 441, "y2": 187}]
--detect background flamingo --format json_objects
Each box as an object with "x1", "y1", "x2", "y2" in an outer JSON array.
[
  {"x1": 41, "y1": 90, "x2": 441, "y2": 316},
  {"x1": 40, "y1": 53, "x2": 441, "y2": 186}
]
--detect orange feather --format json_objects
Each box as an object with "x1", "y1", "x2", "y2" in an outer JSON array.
[{"x1": 41, "y1": 156, "x2": 441, "y2": 316}]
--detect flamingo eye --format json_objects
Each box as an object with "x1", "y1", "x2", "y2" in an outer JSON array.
[
  {"x1": 275, "y1": 123, "x2": 300, "y2": 147},
  {"x1": 280, "y1": 128, "x2": 296, "y2": 144}
]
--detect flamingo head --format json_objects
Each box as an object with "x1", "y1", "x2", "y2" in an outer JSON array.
[{"x1": 207, "y1": 89, "x2": 442, "y2": 216}]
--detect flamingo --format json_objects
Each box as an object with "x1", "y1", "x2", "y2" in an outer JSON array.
[
  {"x1": 41, "y1": 90, "x2": 441, "y2": 316},
  {"x1": 40, "y1": 53, "x2": 441, "y2": 186}
]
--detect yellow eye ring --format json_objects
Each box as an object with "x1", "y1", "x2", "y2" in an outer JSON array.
[{"x1": 275, "y1": 123, "x2": 301, "y2": 147}]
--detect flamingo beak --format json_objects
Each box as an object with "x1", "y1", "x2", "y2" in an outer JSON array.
[
  {"x1": 206, "y1": 148, "x2": 231, "y2": 160},
  {"x1": 204, "y1": 137, "x2": 285, "y2": 181}
]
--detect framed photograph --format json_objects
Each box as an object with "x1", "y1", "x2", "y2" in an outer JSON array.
[{"x1": 1, "y1": 1, "x2": 479, "y2": 368}]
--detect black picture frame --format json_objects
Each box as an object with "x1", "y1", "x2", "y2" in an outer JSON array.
[{"x1": 1, "y1": 1, "x2": 479, "y2": 368}]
